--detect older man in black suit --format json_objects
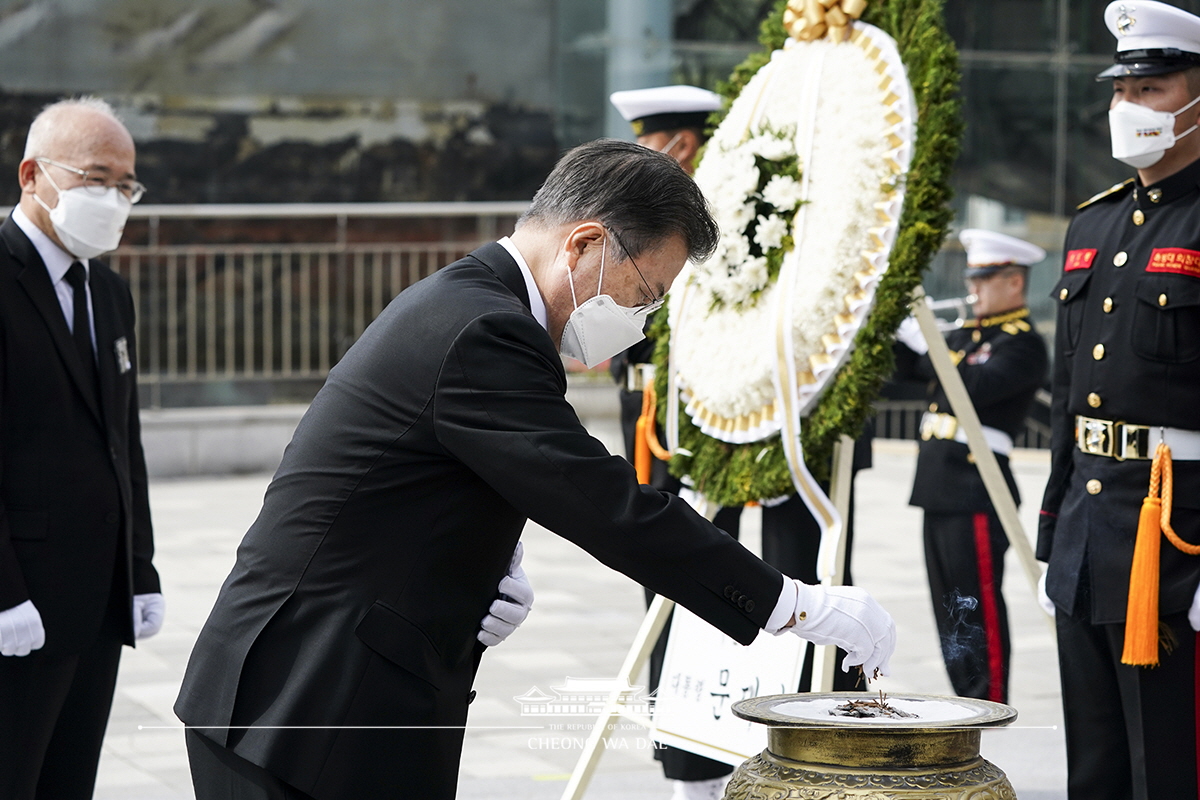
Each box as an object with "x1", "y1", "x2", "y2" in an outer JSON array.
[
  {"x1": 176, "y1": 139, "x2": 897, "y2": 800},
  {"x1": 0, "y1": 98, "x2": 163, "y2": 799}
]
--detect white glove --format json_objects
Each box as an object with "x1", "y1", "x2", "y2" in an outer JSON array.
[
  {"x1": 133, "y1": 593, "x2": 165, "y2": 640},
  {"x1": 1189, "y1": 582, "x2": 1200, "y2": 632},
  {"x1": 478, "y1": 542, "x2": 534, "y2": 646},
  {"x1": 895, "y1": 315, "x2": 928, "y2": 355},
  {"x1": 1037, "y1": 572, "x2": 1056, "y2": 618},
  {"x1": 0, "y1": 599, "x2": 45, "y2": 656},
  {"x1": 789, "y1": 581, "x2": 896, "y2": 678}
]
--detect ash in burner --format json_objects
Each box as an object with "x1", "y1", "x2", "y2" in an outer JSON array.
[{"x1": 830, "y1": 692, "x2": 918, "y2": 720}]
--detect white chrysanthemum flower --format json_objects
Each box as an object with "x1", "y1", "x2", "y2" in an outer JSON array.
[
  {"x1": 723, "y1": 235, "x2": 751, "y2": 269},
  {"x1": 754, "y1": 214, "x2": 789, "y2": 251},
  {"x1": 741, "y1": 256, "x2": 769, "y2": 291},
  {"x1": 761, "y1": 174, "x2": 803, "y2": 211},
  {"x1": 727, "y1": 201, "x2": 757, "y2": 234},
  {"x1": 748, "y1": 134, "x2": 793, "y2": 161}
]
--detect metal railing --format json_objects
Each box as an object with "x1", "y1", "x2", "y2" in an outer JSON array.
[{"x1": 108, "y1": 202, "x2": 527, "y2": 390}]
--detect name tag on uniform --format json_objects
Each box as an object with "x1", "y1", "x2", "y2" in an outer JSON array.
[
  {"x1": 1146, "y1": 248, "x2": 1200, "y2": 278},
  {"x1": 1064, "y1": 249, "x2": 1097, "y2": 271},
  {"x1": 114, "y1": 337, "x2": 132, "y2": 374}
]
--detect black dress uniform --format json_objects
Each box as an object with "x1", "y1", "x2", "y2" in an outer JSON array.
[
  {"x1": 908, "y1": 307, "x2": 1047, "y2": 703},
  {"x1": 1040, "y1": 159, "x2": 1200, "y2": 799}
]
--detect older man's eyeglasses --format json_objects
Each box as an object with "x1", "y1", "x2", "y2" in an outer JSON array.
[
  {"x1": 608, "y1": 228, "x2": 664, "y2": 315},
  {"x1": 36, "y1": 158, "x2": 147, "y2": 204}
]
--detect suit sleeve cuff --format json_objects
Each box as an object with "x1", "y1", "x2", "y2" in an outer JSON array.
[{"x1": 764, "y1": 577, "x2": 798, "y2": 634}]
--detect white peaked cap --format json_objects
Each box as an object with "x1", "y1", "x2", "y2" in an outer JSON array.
[
  {"x1": 1105, "y1": 1, "x2": 1200, "y2": 55},
  {"x1": 959, "y1": 229, "x2": 1047, "y2": 270},
  {"x1": 609, "y1": 86, "x2": 722, "y2": 123}
]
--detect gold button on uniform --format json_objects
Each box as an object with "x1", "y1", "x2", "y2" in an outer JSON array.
[
  {"x1": 972, "y1": 330, "x2": 981, "y2": 343},
  {"x1": 929, "y1": 403, "x2": 938, "y2": 412},
  {"x1": 1087, "y1": 392, "x2": 1102, "y2": 408},
  {"x1": 797, "y1": 611, "x2": 807, "y2": 621},
  {"x1": 1087, "y1": 479, "x2": 1103, "y2": 495},
  {"x1": 1159, "y1": 293, "x2": 1168, "y2": 307},
  {"x1": 1133, "y1": 209, "x2": 1145, "y2": 225},
  {"x1": 1149, "y1": 188, "x2": 1163, "y2": 203},
  {"x1": 1114, "y1": 251, "x2": 1128, "y2": 266},
  {"x1": 1060, "y1": 288, "x2": 1069, "y2": 300},
  {"x1": 1103, "y1": 297, "x2": 1114, "y2": 313},
  {"x1": 1093, "y1": 343, "x2": 1106, "y2": 360}
]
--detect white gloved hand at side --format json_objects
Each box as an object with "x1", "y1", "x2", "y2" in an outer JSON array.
[
  {"x1": 1189, "y1": 581, "x2": 1200, "y2": 632},
  {"x1": 0, "y1": 599, "x2": 45, "y2": 656},
  {"x1": 478, "y1": 542, "x2": 534, "y2": 646},
  {"x1": 789, "y1": 581, "x2": 896, "y2": 678},
  {"x1": 1037, "y1": 572, "x2": 1056, "y2": 618},
  {"x1": 133, "y1": 593, "x2": 165, "y2": 640},
  {"x1": 895, "y1": 316, "x2": 929, "y2": 355}
]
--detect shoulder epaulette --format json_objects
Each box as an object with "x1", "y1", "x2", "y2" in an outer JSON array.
[{"x1": 1076, "y1": 178, "x2": 1135, "y2": 210}]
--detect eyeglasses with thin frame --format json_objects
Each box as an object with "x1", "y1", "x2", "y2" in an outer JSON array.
[
  {"x1": 607, "y1": 228, "x2": 664, "y2": 315},
  {"x1": 36, "y1": 157, "x2": 147, "y2": 204}
]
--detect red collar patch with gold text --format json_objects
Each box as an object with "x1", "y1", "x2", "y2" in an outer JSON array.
[
  {"x1": 1065, "y1": 249, "x2": 1096, "y2": 271},
  {"x1": 1147, "y1": 248, "x2": 1200, "y2": 278}
]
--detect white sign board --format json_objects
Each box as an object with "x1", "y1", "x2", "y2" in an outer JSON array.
[{"x1": 650, "y1": 605, "x2": 805, "y2": 766}]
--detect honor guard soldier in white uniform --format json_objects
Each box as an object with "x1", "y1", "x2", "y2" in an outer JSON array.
[
  {"x1": 1039, "y1": 3, "x2": 1200, "y2": 797},
  {"x1": 899, "y1": 230, "x2": 1048, "y2": 705}
]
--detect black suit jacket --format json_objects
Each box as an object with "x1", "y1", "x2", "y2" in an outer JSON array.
[
  {"x1": 0, "y1": 216, "x2": 158, "y2": 655},
  {"x1": 175, "y1": 242, "x2": 783, "y2": 799}
]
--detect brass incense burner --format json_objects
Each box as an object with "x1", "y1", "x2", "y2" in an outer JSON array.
[{"x1": 725, "y1": 693, "x2": 1018, "y2": 799}]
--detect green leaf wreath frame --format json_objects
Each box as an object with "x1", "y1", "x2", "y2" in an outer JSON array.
[{"x1": 651, "y1": 0, "x2": 962, "y2": 506}]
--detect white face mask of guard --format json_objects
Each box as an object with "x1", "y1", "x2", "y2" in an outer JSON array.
[
  {"x1": 559, "y1": 237, "x2": 649, "y2": 369},
  {"x1": 1109, "y1": 93, "x2": 1200, "y2": 169},
  {"x1": 33, "y1": 162, "x2": 132, "y2": 259}
]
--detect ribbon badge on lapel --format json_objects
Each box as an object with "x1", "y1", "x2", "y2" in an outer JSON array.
[{"x1": 114, "y1": 337, "x2": 131, "y2": 374}]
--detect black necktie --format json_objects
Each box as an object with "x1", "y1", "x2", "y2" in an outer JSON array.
[{"x1": 64, "y1": 262, "x2": 98, "y2": 395}]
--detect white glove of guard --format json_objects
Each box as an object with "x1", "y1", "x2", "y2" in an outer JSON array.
[
  {"x1": 789, "y1": 581, "x2": 896, "y2": 678},
  {"x1": 1189, "y1": 582, "x2": 1200, "y2": 632},
  {"x1": 1037, "y1": 572, "x2": 1056, "y2": 618},
  {"x1": 0, "y1": 599, "x2": 45, "y2": 656},
  {"x1": 133, "y1": 593, "x2": 166, "y2": 640},
  {"x1": 894, "y1": 316, "x2": 929, "y2": 355},
  {"x1": 478, "y1": 542, "x2": 534, "y2": 646}
]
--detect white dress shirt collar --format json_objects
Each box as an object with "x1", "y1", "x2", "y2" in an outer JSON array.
[
  {"x1": 498, "y1": 237, "x2": 548, "y2": 333},
  {"x1": 11, "y1": 205, "x2": 86, "y2": 285}
]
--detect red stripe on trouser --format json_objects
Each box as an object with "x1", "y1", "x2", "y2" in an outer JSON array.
[{"x1": 972, "y1": 512, "x2": 1004, "y2": 703}]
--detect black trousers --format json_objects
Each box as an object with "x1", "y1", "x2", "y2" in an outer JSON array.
[
  {"x1": 922, "y1": 510, "x2": 1010, "y2": 703},
  {"x1": 1057, "y1": 609, "x2": 1198, "y2": 800},
  {"x1": 187, "y1": 729, "x2": 318, "y2": 800},
  {"x1": 0, "y1": 593, "x2": 124, "y2": 800}
]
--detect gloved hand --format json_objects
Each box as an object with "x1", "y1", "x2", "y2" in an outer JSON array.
[
  {"x1": 1189, "y1": 581, "x2": 1200, "y2": 632},
  {"x1": 789, "y1": 581, "x2": 896, "y2": 678},
  {"x1": 1037, "y1": 571, "x2": 1056, "y2": 618},
  {"x1": 478, "y1": 542, "x2": 534, "y2": 646},
  {"x1": 0, "y1": 600, "x2": 45, "y2": 656},
  {"x1": 894, "y1": 315, "x2": 928, "y2": 355},
  {"x1": 133, "y1": 593, "x2": 165, "y2": 640}
]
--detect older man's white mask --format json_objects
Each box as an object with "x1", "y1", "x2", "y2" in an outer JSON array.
[{"x1": 559, "y1": 236, "x2": 650, "y2": 369}]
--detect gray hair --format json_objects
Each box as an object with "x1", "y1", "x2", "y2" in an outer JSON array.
[
  {"x1": 23, "y1": 96, "x2": 123, "y2": 160},
  {"x1": 519, "y1": 139, "x2": 719, "y2": 264}
]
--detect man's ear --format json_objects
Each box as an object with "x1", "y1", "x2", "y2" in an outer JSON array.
[
  {"x1": 676, "y1": 129, "x2": 703, "y2": 170},
  {"x1": 18, "y1": 159, "x2": 37, "y2": 194},
  {"x1": 562, "y1": 222, "x2": 606, "y2": 271}
]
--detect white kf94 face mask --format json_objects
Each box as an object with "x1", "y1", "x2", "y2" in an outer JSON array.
[
  {"x1": 33, "y1": 162, "x2": 132, "y2": 259},
  {"x1": 1109, "y1": 93, "x2": 1200, "y2": 169},
  {"x1": 559, "y1": 236, "x2": 650, "y2": 369}
]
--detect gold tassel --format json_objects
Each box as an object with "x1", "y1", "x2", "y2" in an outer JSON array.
[
  {"x1": 1122, "y1": 442, "x2": 1199, "y2": 666},
  {"x1": 1122, "y1": 493, "x2": 1163, "y2": 666}
]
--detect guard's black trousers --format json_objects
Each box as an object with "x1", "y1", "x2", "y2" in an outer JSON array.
[
  {"x1": 922, "y1": 510, "x2": 1010, "y2": 703},
  {"x1": 1056, "y1": 609, "x2": 1199, "y2": 800}
]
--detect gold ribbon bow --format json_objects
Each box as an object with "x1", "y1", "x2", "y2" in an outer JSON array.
[{"x1": 783, "y1": 0, "x2": 868, "y2": 43}]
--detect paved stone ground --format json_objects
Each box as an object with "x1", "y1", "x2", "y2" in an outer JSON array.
[{"x1": 93, "y1": 437, "x2": 1065, "y2": 799}]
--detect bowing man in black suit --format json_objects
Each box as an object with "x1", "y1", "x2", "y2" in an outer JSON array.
[
  {"x1": 175, "y1": 139, "x2": 898, "y2": 800},
  {"x1": 0, "y1": 98, "x2": 163, "y2": 799}
]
